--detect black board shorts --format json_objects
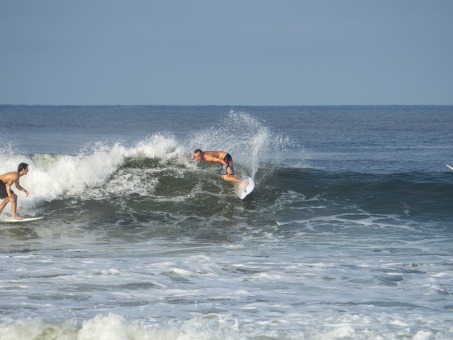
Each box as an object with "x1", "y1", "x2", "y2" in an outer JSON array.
[
  {"x1": 0, "y1": 181, "x2": 13, "y2": 199},
  {"x1": 220, "y1": 153, "x2": 235, "y2": 175}
]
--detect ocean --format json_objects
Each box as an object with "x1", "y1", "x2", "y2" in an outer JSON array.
[{"x1": 0, "y1": 105, "x2": 452, "y2": 339}]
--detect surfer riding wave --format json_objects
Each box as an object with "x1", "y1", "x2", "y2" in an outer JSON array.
[
  {"x1": 0, "y1": 163, "x2": 30, "y2": 219},
  {"x1": 191, "y1": 149, "x2": 249, "y2": 188}
]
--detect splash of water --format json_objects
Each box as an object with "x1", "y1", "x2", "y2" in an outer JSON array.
[{"x1": 187, "y1": 111, "x2": 295, "y2": 182}]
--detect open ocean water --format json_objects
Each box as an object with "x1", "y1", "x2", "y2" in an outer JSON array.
[{"x1": 0, "y1": 105, "x2": 452, "y2": 339}]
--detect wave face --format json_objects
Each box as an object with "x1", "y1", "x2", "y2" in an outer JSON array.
[
  {"x1": 5, "y1": 151, "x2": 451, "y2": 225},
  {"x1": 2, "y1": 140, "x2": 450, "y2": 223},
  {"x1": 1, "y1": 106, "x2": 453, "y2": 339},
  {"x1": 4, "y1": 141, "x2": 451, "y2": 228}
]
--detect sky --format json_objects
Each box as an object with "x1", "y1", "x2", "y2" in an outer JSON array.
[{"x1": 1, "y1": 0, "x2": 452, "y2": 105}]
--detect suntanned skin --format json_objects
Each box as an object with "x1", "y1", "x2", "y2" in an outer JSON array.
[
  {"x1": 191, "y1": 150, "x2": 248, "y2": 187},
  {"x1": 0, "y1": 167, "x2": 29, "y2": 219}
]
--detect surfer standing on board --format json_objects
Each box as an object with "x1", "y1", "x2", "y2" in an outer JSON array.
[
  {"x1": 0, "y1": 163, "x2": 30, "y2": 219},
  {"x1": 191, "y1": 149, "x2": 248, "y2": 187}
]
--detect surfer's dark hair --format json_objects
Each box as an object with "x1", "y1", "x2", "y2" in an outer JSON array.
[
  {"x1": 18, "y1": 163, "x2": 28, "y2": 172},
  {"x1": 194, "y1": 149, "x2": 202, "y2": 154}
]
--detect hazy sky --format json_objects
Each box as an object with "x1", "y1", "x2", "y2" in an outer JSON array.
[{"x1": 1, "y1": 1, "x2": 452, "y2": 105}]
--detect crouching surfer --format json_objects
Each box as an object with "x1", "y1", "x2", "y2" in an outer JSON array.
[
  {"x1": 0, "y1": 163, "x2": 30, "y2": 219},
  {"x1": 191, "y1": 149, "x2": 249, "y2": 187}
]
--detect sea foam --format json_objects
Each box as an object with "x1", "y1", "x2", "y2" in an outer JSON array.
[{"x1": 0, "y1": 134, "x2": 185, "y2": 211}]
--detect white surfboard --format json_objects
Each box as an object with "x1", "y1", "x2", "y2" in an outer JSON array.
[
  {"x1": 0, "y1": 216, "x2": 44, "y2": 223},
  {"x1": 235, "y1": 176, "x2": 255, "y2": 199},
  {"x1": 446, "y1": 164, "x2": 453, "y2": 171}
]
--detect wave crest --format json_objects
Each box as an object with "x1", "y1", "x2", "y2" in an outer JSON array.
[{"x1": 0, "y1": 134, "x2": 186, "y2": 209}]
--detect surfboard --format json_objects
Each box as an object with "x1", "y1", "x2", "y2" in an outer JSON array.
[
  {"x1": 235, "y1": 176, "x2": 255, "y2": 199},
  {"x1": 446, "y1": 164, "x2": 453, "y2": 171},
  {"x1": 0, "y1": 216, "x2": 44, "y2": 223}
]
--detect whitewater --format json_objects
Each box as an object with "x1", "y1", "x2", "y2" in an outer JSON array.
[{"x1": 0, "y1": 105, "x2": 452, "y2": 339}]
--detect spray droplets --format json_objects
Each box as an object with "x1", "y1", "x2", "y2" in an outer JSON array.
[{"x1": 187, "y1": 111, "x2": 298, "y2": 183}]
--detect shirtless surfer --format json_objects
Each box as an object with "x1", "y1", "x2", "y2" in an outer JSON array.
[
  {"x1": 191, "y1": 149, "x2": 248, "y2": 187},
  {"x1": 0, "y1": 163, "x2": 30, "y2": 219}
]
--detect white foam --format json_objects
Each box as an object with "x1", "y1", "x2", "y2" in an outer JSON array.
[
  {"x1": 2, "y1": 312, "x2": 447, "y2": 340},
  {"x1": 0, "y1": 133, "x2": 187, "y2": 211}
]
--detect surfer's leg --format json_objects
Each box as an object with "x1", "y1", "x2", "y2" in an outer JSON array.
[
  {"x1": 0, "y1": 197, "x2": 10, "y2": 214},
  {"x1": 220, "y1": 158, "x2": 248, "y2": 187},
  {"x1": 221, "y1": 174, "x2": 248, "y2": 187},
  {"x1": 9, "y1": 193, "x2": 19, "y2": 219}
]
